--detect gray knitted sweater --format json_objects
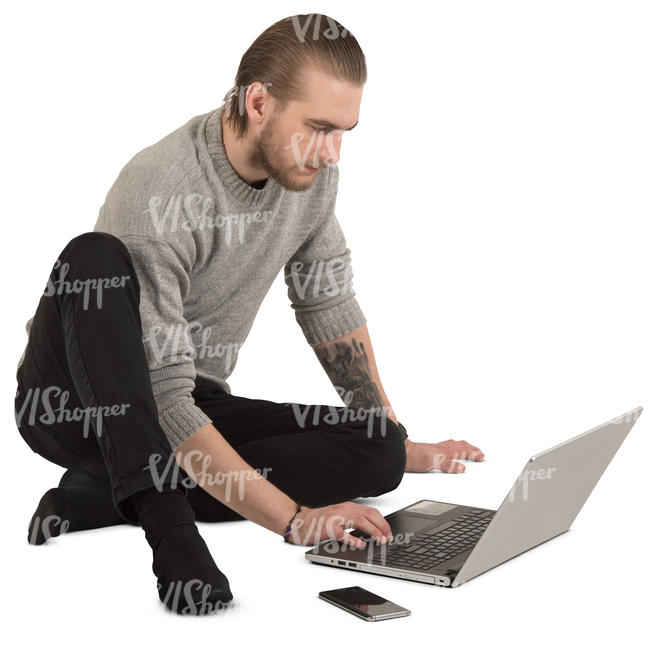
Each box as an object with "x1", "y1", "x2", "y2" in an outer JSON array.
[{"x1": 17, "y1": 104, "x2": 366, "y2": 450}]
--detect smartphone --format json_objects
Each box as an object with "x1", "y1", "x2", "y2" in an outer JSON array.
[{"x1": 318, "y1": 586, "x2": 411, "y2": 622}]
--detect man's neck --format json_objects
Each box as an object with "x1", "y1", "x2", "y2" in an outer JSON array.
[{"x1": 221, "y1": 110, "x2": 269, "y2": 187}]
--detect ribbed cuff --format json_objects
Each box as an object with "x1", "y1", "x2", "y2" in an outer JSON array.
[
  {"x1": 296, "y1": 297, "x2": 367, "y2": 345},
  {"x1": 158, "y1": 398, "x2": 213, "y2": 450},
  {"x1": 397, "y1": 421, "x2": 408, "y2": 440}
]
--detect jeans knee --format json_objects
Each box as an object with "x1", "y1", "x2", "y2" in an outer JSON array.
[
  {"x1": 63, "y1": 231, "x2": 129, "y2": 262},
  {"x1": 56, "y1": 232, "x2": 138, "y2": 287},
  {"x1": 367, "y1": 418, "x2": 407, "y2": 494}
]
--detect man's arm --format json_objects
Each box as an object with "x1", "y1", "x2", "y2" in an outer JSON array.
[
  {"x1": 312, "y1": 323, "x2": 397, "y2": 425},
  {"x1": 284, "y1": 164, "x2": 486, "y2": 472},
  {"x1": 115, "y1": 232, "x2": 388, "y2": 544},
  {"x1": 174, "y1": 423, "x2": 393, "y2": 547},
  {"x1": 175, "y1": 423, "x2": 298, "y2": 535},
  {"x1": 313, "y1": 324, "x2": 486, "y2": 473}
]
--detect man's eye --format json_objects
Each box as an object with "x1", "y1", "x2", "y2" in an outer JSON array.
[{"x1": 312, "y1": 126, "x2": 328, "y2": 133}]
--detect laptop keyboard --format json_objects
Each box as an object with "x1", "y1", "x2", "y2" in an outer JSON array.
[{"x1": 379, "y1": 509, "x2": 495, "y2": 571}]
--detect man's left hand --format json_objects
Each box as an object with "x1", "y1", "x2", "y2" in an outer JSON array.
[{"x1": 404, "y1": 438, "x2": 485, "y2": 473}]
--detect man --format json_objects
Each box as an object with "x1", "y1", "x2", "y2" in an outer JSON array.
[{"x1": 14, "y1": 14, "x2": 484, "y2": 614}]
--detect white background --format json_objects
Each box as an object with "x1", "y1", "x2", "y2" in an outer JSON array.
[{"x1": 2, "y1": 0, "x2": 648, "y2": 647}]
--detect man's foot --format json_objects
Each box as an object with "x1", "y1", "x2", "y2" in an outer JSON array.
[
  {"x1": 154, "y1": 524, "x2": 233, "y2": 614},
  {"x1": 27, "y1": 466, "x2": 125, "y2": 545},
  {"x1": 129, "y1": 487, "x2": 233, "y2": 614},
  {"x1": 28, "y1": 488, "x2": 69, "y2": 545}
]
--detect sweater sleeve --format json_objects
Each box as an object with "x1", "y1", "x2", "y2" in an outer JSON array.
[
  {"x1": 283, "y1": 164, "x2": 366, "y2": 345},
  {"x1": 119, "y1": 234, "x2": 212, "y2": 450}
]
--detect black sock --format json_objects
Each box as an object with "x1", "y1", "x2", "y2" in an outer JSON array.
[
  {"x1": 128, "y1": 487, "x2": 233, "y2": 614},
  {"x1": 27, "y1": 466, "x2": 125, "y2": 545}
]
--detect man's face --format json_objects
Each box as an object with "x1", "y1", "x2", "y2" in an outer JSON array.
[{"x1": 247, "y1": 66, "x2": 362, "y2": 192}]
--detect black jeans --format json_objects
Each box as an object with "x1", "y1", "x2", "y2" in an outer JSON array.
[{"x1": 14, "y1": 232, "x2": 406, "y2": 524}]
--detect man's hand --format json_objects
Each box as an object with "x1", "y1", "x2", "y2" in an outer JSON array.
[
  {"x1": 286, "y1": 501, "x2": 393, "y2": 548},
  {"x1": 404, "y1": 438, "x2": 485, "y2": 473}
]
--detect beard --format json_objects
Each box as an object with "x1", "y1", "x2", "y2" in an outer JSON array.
[{"x1": 247, "y1": 114, "x2": 320, "y2": 192}]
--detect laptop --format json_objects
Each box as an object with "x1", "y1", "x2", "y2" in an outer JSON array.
[{"x1": 305, "y1": 407, "x2": 642, "y2": 587}]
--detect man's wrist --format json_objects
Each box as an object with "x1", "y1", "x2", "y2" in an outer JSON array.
[{"x1": 282, "y1": 500, "x2": 302, "y2": 542}]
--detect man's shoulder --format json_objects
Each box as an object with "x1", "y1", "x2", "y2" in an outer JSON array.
[
  {"x1": 95, "y1": 111, "x2": 213, "y2": 240},
  {"x1": 110, "y1": 111, "x2": 210, "y2": 198}
]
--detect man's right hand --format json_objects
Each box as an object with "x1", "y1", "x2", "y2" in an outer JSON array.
[{"x1": 286, "y1": 501, "x2": 394, "y2": 548}]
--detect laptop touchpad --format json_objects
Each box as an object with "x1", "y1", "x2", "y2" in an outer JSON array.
[
  {"x1": 386, "y1": 513, "x2": 437, "y2": 536},
  {"x1": 402, "y1": 500, "x2": 457, "y2": 516}
]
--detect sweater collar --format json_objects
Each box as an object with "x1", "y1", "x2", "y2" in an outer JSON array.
[{"x1": 205, "y1": 104, "x2": 278, "y2": 208}]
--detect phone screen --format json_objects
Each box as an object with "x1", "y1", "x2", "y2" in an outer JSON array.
[{"x1": 319, "y1": 586, "x2": 410, "y2": 620}]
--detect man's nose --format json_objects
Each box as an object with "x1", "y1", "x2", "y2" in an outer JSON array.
[{"x1": 320, "y1": 140, "x2": 341, "y2": 166}]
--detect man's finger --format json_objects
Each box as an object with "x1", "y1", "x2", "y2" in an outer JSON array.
[
  {"x1": 457, "y1": 442, "x2": 485, "y2": 461},
  {"x1": 359, "y1": 509, "x2": 393, "y2": 541},
  {"x1": 352, "y1": 515, "x2": 389, "y2": 543},
  {"x1": 446, "y1": 442, "x2": 485, "y2": 461},
  {"x1": 460, "y1": 440, "x2": 485, "y2": 457},
  {"x1": 439, "y1": 458, "x2": 466, "y2": 473},
  {"x1": 340, "y1": 530, "x2": 367, "y2": 549}
]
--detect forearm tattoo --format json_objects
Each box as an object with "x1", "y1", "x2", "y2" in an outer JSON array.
[{"x1": 315, "y1": 338, "x2": 383, "y2": 410}]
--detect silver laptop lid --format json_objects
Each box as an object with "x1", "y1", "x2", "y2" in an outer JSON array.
[{"x1": 452, "y1": 407, "x2": 643, "y2": 587}]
